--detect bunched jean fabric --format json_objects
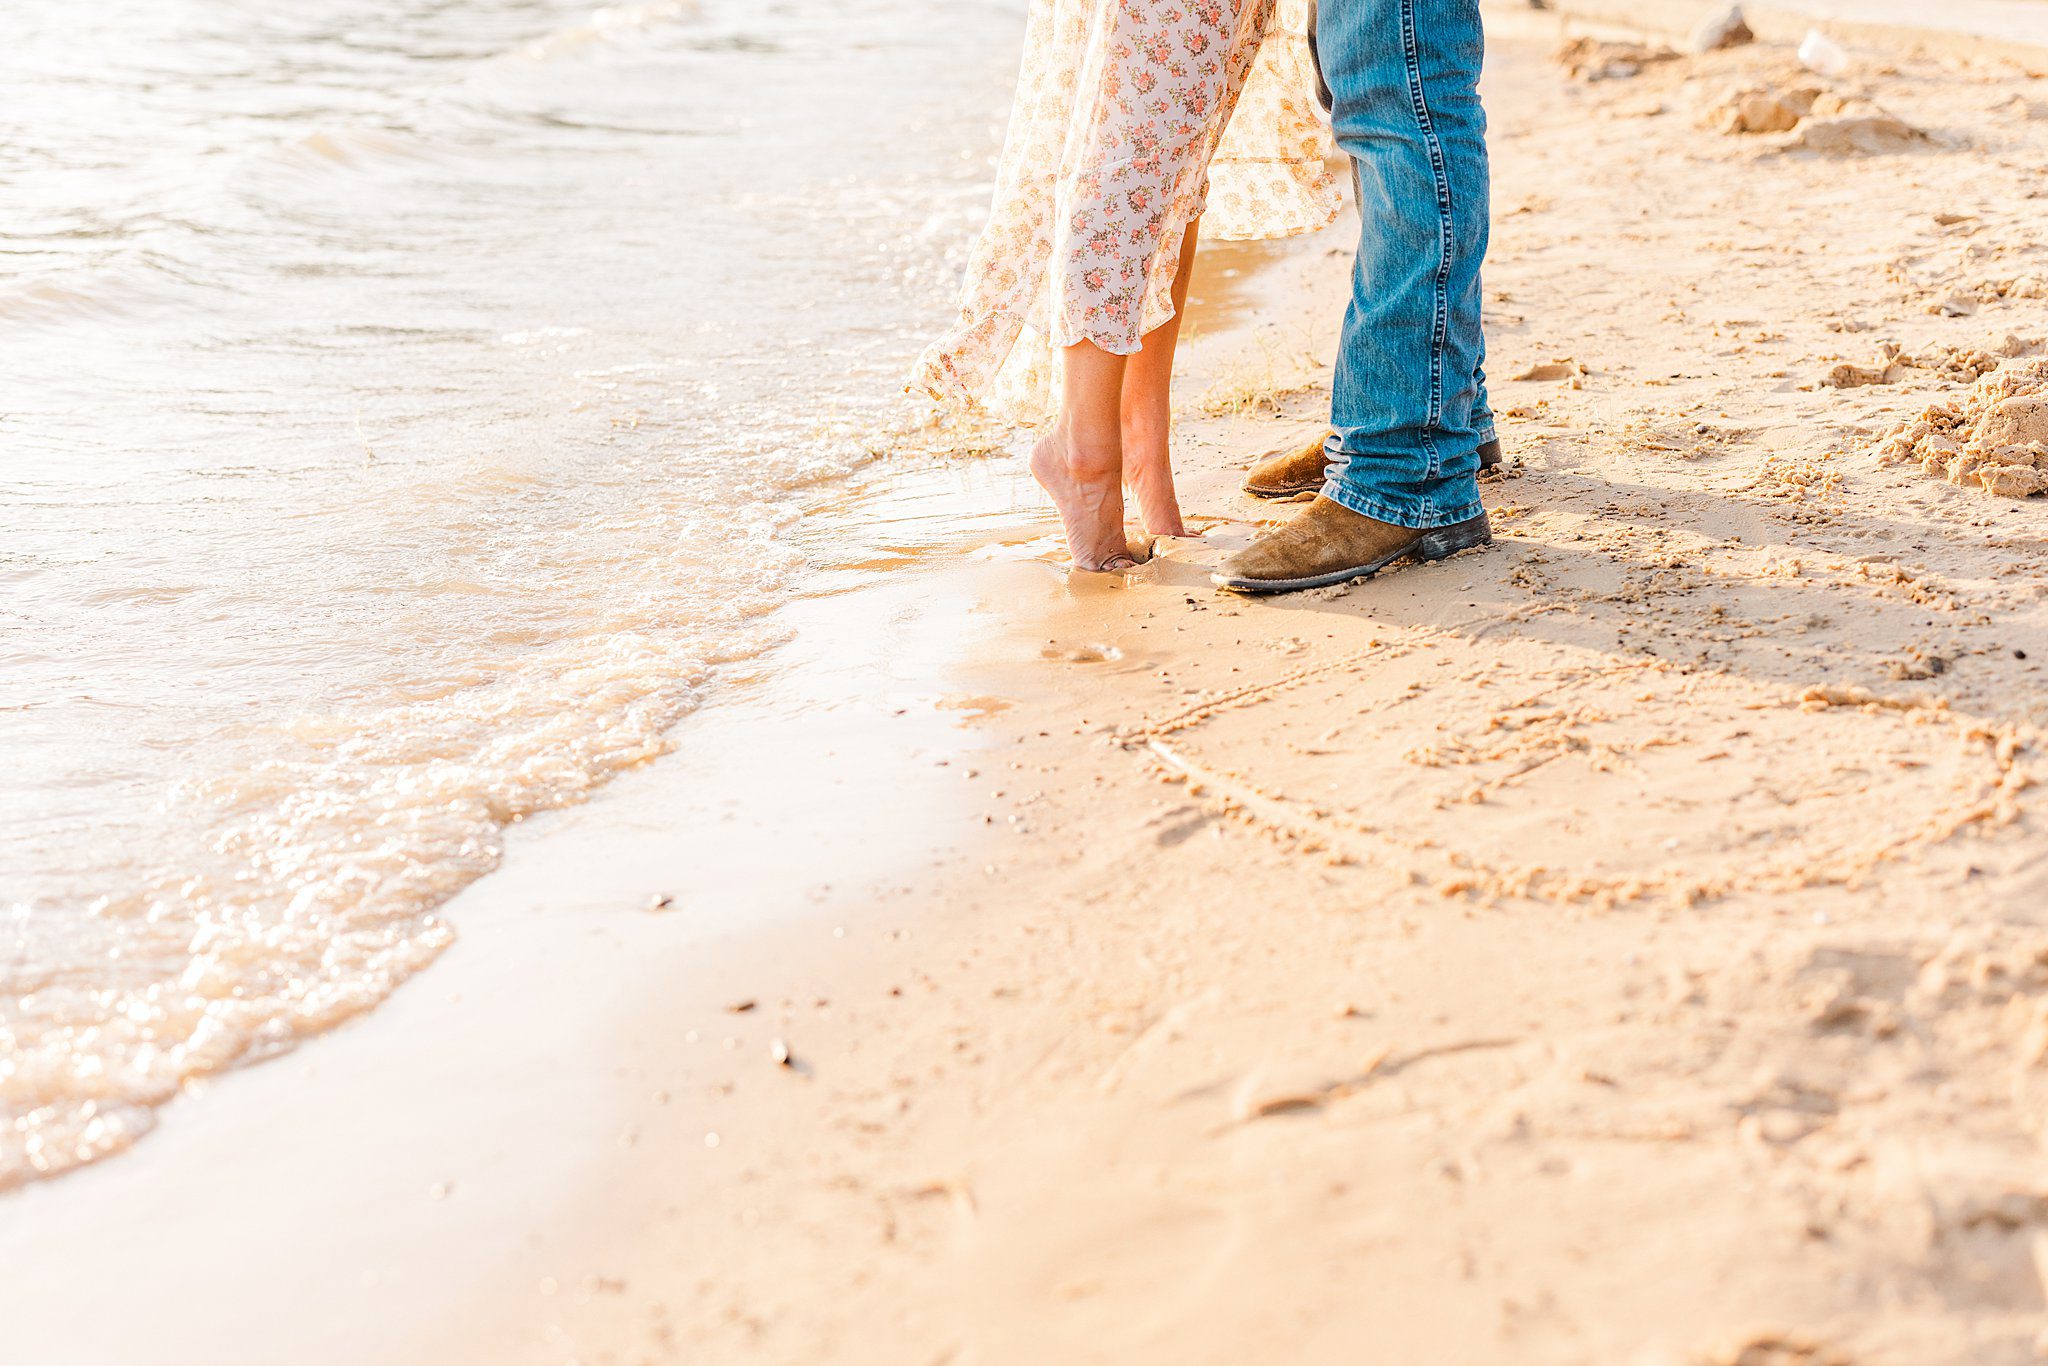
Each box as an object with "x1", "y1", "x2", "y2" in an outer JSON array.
[{"x1": 1310, "y1": 0, "x2": 1493, "y2": 528}]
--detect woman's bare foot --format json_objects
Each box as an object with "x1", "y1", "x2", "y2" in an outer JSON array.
[
  {"x1": 1031, "y1": 429, "x2": 1133, "y2": 570},
  {"x1": 1121, "y1": 413, "x2": 1189, "y2": 539}
]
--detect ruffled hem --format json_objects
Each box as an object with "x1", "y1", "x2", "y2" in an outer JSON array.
[
  {"x1": 911, "y1": 208, "x2": 1202, "y2": 425},
  {"x1": 1204, "y1": 163, "x2": 1343, "y2": 242},
  {"x1": 910, "y1": 0, "x2": 1342, "y2": 424}
]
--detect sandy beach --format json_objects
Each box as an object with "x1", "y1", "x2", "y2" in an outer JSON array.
[{"x1": 10, "y1": 5, "x2": 2048, "y2": 1363}]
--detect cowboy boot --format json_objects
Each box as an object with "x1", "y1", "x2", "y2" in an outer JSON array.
[
  {"x1": 1214, "y1": 495, "x2": 1492, "y2": 594},
  {"x1": 1243, "y1": 433, "x2": 1502, "y2": 500}
]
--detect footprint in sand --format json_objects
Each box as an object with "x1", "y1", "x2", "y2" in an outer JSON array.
[{"x1": 1041, "y1": 642, "x2": 1123, "y2": 664}]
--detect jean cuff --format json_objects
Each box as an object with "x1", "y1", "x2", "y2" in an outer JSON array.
[{"x1": 1320, "y1": 474, "x2": 1484, "y2": 530}]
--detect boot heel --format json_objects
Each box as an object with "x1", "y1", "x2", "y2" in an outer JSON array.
[{"x1": 1416, "y1": 515, "x2": 1493, "y2": 562}]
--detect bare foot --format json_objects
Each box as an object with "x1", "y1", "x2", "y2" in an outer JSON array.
[
  {"x1": 1031, "y1": 429, "x2": 1133, "y2": 570},
  {"x1": 1122, "y1": 419, "x2": 1190, "y2": 539}
]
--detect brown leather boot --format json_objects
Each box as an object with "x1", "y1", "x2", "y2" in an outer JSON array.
[
  {"x1": 1214, "y1": 496, "x2": 1493, "y2": 594},
  {"x1": 1242, "y1": 433, "x2": 1503, "y2": 500},
  {"x1": 1241, "y1": 432, "x2": 1333, "y2": 499}
]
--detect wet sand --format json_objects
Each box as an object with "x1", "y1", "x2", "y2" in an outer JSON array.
[{"x1": 11, "y1": 10, "x2": 2048, "y2": 1364}]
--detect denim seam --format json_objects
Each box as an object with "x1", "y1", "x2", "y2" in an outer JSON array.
[{"x1": 1399, "y1": 0, "x2": 1455, "y2": 440}]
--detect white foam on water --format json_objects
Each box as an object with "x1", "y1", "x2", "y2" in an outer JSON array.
[
  {"x1": 0, "y1": 0, "x2": 1023, "y2": 1187},
  {"x1": 517, "y1": 0, "x2": 703, "y2": 61}
]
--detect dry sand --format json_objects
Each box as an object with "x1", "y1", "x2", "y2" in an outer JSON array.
[{"x1": 10, "y1": 10, "x2": 2048, "y2": 1366}]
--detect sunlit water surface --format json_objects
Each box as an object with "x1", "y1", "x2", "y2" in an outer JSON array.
[{"x1": 1, "y1": 0, "x2": 1020, "y2": 1186}]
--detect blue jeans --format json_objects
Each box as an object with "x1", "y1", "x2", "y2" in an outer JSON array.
[{"x1": 1312, "y1": 0, "x2": 1492, "y2": 528}]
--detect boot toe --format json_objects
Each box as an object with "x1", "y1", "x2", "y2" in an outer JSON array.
[
  {"x1": 1212, "y1": 498, "x2": 1447, "y2": 594},
  {"x1": 1215, "y1": 541, "x2": 1293, "y2": 585},
  {"x1": 1241, "y1": 434, "x2": 1332, "y2": 499}
]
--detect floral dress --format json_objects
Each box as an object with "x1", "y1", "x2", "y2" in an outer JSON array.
[{"x1": 912, "y1": 0, "x2": 1341, "y2": 418}]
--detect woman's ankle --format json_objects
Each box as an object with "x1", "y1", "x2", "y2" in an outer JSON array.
[
  {"x1": 1120, "y1": 414, "x2": 1169, "y2": 465},
  {"x1": 1056, "y1": 424, "x2": 1121, "y2": 481}
]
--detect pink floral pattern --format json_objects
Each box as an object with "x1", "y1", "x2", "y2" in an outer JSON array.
[{"x1": 912, "y1": 0, "x2": 1339, "y2": 416}]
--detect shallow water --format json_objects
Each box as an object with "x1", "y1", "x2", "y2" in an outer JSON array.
[{"x1": 1, "y1": 0, "x2": 1022, "y2": 1186}]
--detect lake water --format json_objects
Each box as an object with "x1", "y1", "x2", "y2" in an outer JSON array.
[{"x1": 1, "y1": 0, "x2": 1024, "y2": 1187}]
